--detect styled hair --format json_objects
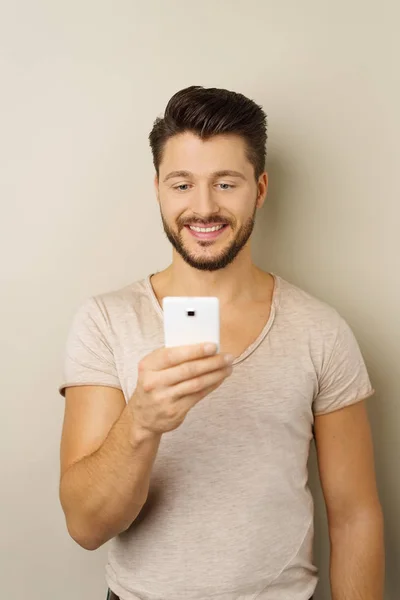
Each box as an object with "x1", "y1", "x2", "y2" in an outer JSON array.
[{"x1": 149, "y1": 85, "x2": 267, "y2": 180}]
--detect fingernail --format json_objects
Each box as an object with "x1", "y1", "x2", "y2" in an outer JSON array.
[
  {"x1": 204, "y1": 343, "x2": 217, "y2": 355},
  {"x1": 224, "y1": 354, "x2": 234, "y2": 364}
]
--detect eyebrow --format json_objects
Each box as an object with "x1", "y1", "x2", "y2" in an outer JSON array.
[{"x1": 163, "y1": 170, "x2": 247, "y2": 182}]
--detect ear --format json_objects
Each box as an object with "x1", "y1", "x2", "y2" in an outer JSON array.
[
  {"x1": 154, "y1": 174, "x2": 160, "y2": 204},
  {"x1": 256, "y1": 172, "x2": 268, "y2": 209}
]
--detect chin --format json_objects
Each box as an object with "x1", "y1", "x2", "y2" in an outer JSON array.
[
  {"x1": 185, "y1": 247, "x2": 226, "y2": 262},
  {"x1": 181, "y1": 248, "x2": 236, "y2": 272}
]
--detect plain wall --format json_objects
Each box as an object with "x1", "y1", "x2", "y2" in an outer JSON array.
[{"x1": 1, "y1": 1, "x2": 399, "y2": 598}]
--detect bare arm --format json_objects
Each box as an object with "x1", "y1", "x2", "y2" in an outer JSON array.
[
  {"x1": 59, "y1": 343, "x2": 232, "y2": 550},
  {"x1": 60, "y1": 386, "x2": 161, "y2": 550},
  {"x1": 314, "y1": 400, "x2": 385, "y2": 600}
]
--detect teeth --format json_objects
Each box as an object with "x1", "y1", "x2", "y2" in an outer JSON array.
[{"x1": 189, "y1": 225, "x2": 224, "y2": 233}]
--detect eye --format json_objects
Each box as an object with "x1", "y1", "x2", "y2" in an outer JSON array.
[
  {"x1": 216, "y1": 183, "x2": 235, "y2": 190},
  {"x1": 173, "y1": 184, "x2": 191, "y2": 192}
]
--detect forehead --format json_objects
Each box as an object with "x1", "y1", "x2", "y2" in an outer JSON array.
[{"x1": 159, "y1": 132, "x2": 251, "y2": 176}]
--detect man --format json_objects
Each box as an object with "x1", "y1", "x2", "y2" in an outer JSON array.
[{"x1": 59, "y1": 86, "x2": 384, "y2": 600}]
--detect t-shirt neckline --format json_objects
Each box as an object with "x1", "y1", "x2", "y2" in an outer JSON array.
[{"x1": 144, "y1": 272, "x2": 280, "y2": 366}]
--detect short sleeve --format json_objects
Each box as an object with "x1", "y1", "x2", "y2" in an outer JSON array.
[
  {"x1": 59, "y1": 297, "x2": 122, "y2": 397},
  {"x1": 313, "y1": 317, "x2": 374, "y2": 415}
]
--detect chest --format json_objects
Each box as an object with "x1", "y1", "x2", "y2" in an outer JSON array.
[
  {"x1": 219, "y1": 303, "x2": 272, "y2": 358},
  {"x1": 116, "y1": 312, "x2": 318, "y2": 427},
  {"x1": 144, "y1": 351, "x2": 317, "y2": 517}
]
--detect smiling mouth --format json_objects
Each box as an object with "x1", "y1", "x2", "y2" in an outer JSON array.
[
  {"x1": 189, "y1": 224, "x2": 225, "y2": 233},
  {"x1": 184, "y1": 223, "x2": 229, "y2": 240}
]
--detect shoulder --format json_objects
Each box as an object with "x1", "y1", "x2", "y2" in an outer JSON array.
[
  {"x1": 70, "y1": 277, "x2": 155, "y2": 334},
  {"x1": 273, "y1": 275, "x2": 359, "y2": 372},
  {"x1": 275, "y1": 275, "x2": 343, "y2": 336},
  {"x1": 93, "y1": 277, "x2": 152, "y2": 316}
]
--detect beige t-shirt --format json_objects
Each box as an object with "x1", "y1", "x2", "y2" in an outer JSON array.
[{"x1": 60, "y1": 274, "x2": 374, "y2": 600}]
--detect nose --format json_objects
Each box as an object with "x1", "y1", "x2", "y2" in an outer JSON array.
[{"x1": 191, "y1": 184, "x2": 220, "y2": 218}]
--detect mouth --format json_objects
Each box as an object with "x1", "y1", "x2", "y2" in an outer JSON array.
[{"x1": 184, "y1": 223, "x2": 229, "y2": 241}]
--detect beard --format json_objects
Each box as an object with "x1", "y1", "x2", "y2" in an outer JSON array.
[{"x1": 160, "y1": 205, "x2": 257, "y2": 272}]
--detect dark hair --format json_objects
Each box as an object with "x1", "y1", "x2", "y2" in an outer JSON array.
[{"x1": 149, "y1": 85, "x2": 268, "y2": 180}]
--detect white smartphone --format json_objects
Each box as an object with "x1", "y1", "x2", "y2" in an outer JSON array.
[{"x1": 163, "y1": 296, "x2": 220, "y2": 350}]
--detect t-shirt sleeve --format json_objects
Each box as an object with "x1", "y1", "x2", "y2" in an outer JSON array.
[
  {"x1": 313, "y1": 316, "x2": 374, "y2": 415},
  {"x1": 59, "y1": 297, "x2": 122, "y2": 397}
]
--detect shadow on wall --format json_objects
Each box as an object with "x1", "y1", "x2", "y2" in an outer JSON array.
[
  {"x1": 252, "y1": 152, "x2": 397, "y2": 598},
  {"x1": 252, "y1": 150, "x2": 304, "y2": 278}
]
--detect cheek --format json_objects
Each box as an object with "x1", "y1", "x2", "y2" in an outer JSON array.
[
  {"x1": 219, "y1": 197, "x2": 253, "y2": 221},
  {"x1": 220, "y1": 186, "x2": 255, "y2": 209},
  {"x1": 162, "y1": 191, "x2": 191, "y2": 215},
  {"x1": 160, "y1": 200, "x2": 187, "y2": 226}
]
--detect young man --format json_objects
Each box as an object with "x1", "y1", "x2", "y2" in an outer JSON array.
[{"x1": 59, "y1": 86, "x2": 384, "y2": 600}]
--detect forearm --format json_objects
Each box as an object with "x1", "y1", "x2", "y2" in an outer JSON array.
[
  {"x1": 329, "y1": 506, "x2": 385, "y2": 600},
  {"x1": 60, "y1": 404, "x2": 162, "y2": 550}
]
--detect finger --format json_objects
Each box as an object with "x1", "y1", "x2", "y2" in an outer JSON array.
[
  {"x1": 171, "y1": 366, "x2": 232, "y2": 400},
  {"x1": 189, "y1": 381, "x2": 224, "y2": 406},
  {"x1": 177, "y1": 381, "x2": 223, "y2": 416},
  {"x1": 158, "y1": 353, "x2": 233, "y2": 387},
  {"x1": 141, "y1": 343, "x2": 218, "y2": 372}
]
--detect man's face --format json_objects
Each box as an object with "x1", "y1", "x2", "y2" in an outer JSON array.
[{"x1": 156, "y1": 132, "x2": 267, "y2": 272}]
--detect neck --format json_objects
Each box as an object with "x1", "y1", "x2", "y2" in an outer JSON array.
[{"x1": 153, "y1": 244, "x2": 265, "y2": 305}]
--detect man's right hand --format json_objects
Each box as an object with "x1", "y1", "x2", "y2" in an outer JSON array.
[{"x1": 129, "y1": 343, "x2": 234, "y2": 435}]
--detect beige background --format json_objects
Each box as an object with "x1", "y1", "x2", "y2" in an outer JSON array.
[{"x1": 1, "y1": 1, "x2": 398, "y2": 598}]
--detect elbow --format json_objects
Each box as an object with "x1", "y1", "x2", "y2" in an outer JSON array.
[
  {"x1": 59, "y1": 482, "x2": 139, "y2": 551},
  {"x1": 329, "y1": 500, "x2": 384, "y2": 538},
  {"x1": 66, "y1": 518, "x2": 108, "y2": 551},
  {"x1": 60, "y1": 486, "x2": 109, "y2": 551},
  {"x1": 61, "y1": 499, "x2": 109, "y2": 550}
]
